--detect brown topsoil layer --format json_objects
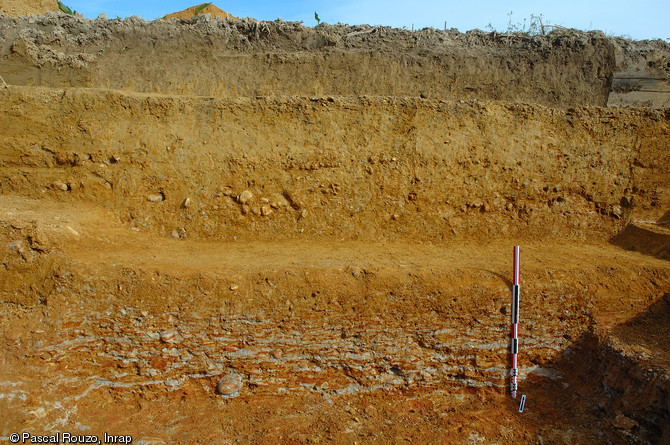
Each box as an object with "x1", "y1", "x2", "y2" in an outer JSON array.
[
  {"x1": 0, "y1": 14, "x2": 616, "y2": 108},
  {"x1": 1, "y1": 11, "x2": 669, "y2": 108}
]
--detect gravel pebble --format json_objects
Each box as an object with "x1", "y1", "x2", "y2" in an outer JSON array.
[
  {"x1": 238, "y1": 190, "x2": 253, "y2": 204},
  {"x1": 160, "y1": 330, "x2": 178, "y2": 343},
  {"x1": 54, "y1": 180, "x2": 69, "y2": 191},
  {"x1": 217, "y1": 370, "x2": 243, "y2": 397}
]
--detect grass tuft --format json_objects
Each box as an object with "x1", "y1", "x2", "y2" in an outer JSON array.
[
  {"x1": 57, "y1": 1, "x2": 77, "y2": 16},
  {"x1": 194, "y1": 3, "x2": 212, "y2": 16}
]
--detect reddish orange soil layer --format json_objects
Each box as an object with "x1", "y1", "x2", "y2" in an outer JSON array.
[{"x1": 1, "y1": 195, "x2": 669, "y2": 443}]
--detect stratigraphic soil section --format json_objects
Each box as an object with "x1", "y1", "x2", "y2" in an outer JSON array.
[
  {"x1": 1, "y1": 86, "x2": 668, "y2": 244},
  {"x1": 608, "y1": 38, "x2": 670, "y2": 108},
  {"x1": 0, "y1": 14, "x2": 616, "y2": 107},
  {"x1": 1, "y1": 6, "x2": 669, "y2": 445},
  {"x1": 1, "y1": 194, "x2": 669, "y2": 443},
  {"x1": 3, "y1": 11, "x2": 669, "y2": 107}
]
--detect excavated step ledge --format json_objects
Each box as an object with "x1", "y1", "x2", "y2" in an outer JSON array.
[
  {"x1": 613, "y1": 221, "x2": 670, "y2": 260},
  {"x1": 0, "y1": 14, "x2": 617, "y2": 108}
]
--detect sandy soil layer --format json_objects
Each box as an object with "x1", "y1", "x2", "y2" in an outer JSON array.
[
  {"x1": 1, "y1": 86, "x2": 668, "y2": 245},
  {"x1": 0, "y1": 0, "x2": 58, "y2": 18}
]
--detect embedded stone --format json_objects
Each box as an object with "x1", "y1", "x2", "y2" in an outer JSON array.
[
  {"x1": 238, "y1": 190, "x2": 253, "y2": 204},
  {"x1": 216, "y1": 370, "x2": 243, "y2": 397}
]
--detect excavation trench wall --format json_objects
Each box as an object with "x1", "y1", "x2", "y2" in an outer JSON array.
[
  {"x1": 0, "y1": 14, "x2": 618, "y2": 107},
  {"x1": 2, "y1": 206, "x2": 668, "y2": 398},
  {"x1": 1, "y1": 86, "x2": 668, "y2": 243},
  {"x1": 2, "y1": 7, "x2": 670, "y2": 445}
]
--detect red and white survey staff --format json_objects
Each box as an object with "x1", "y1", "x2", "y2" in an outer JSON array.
[{"x1": 510, "y1": 245, "x2": 520, "y2": 399}]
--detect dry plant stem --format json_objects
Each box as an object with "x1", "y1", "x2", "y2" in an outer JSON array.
[
  {"x1": 0, "y1": 75, "x2": 6, "y2": 85},
  {"x1": 346, "y1": 27, "x2": 379, "y2": 38}
]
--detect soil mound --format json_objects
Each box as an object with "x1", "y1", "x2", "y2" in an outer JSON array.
[
  {"x1": 161, "y1": 3, "x2": 236, "y2": 20},
  {"x1": 0, "y1": 0, "x2": 58, "y2": 17}
]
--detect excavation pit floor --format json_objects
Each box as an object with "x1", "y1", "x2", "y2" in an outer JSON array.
[{"x1": 1, "y1": 195, "x2": 669, "y2": 444}]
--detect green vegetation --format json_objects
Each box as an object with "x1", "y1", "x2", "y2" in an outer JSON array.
[
  {"x1": 314, "y1": 11, "x2": 321, "y2": 25},
  {"x1": 194, "y1": 3, "x2": 212, "y2": 16},
  {"x1": 57, "y1": 1, "x2": 77, "y2": 16}
]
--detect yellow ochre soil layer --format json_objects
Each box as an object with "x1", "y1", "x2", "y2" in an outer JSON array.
[
  {"x1": 1, "y1": 86, "x2": 668, "y2": 245},
  {"x1": 0, "y1": 0, "x2": 58, "y2": 18}
]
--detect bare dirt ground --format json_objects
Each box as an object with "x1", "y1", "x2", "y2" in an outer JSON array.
[
  {"x1": 1, "y1": 194, "x2": 669, "y2": 444},
  {"x1": 161, "y1": 4, "x2": 236, "y2": 21},
  {"x1": 0, "y1": 0, "x2": 57, "y2": 18},
  {"x1": 1, "y1": 2, "x2": 670, "y2": 444}
]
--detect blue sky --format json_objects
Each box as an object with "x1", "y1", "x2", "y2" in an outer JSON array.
[{"x1": 65, "y1": 0, "x2": 669, "y2": 40}]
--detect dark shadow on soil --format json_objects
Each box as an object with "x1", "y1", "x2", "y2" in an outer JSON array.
[
  {"x1": 612, "y1": 293, "x2": 670, "y2": 365},
  {"x1": 477, "y1": 269, "x2": 513, "y2": 291},
  {"x1": 611, "y1": 220, "x2": 670, "y2": 261},
  {"x1": 517, "y1": 295, "x2": 670, "y2": 444},
  {"x1": 657, "y1": 210, "x2": 670, "y2": 226}
]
